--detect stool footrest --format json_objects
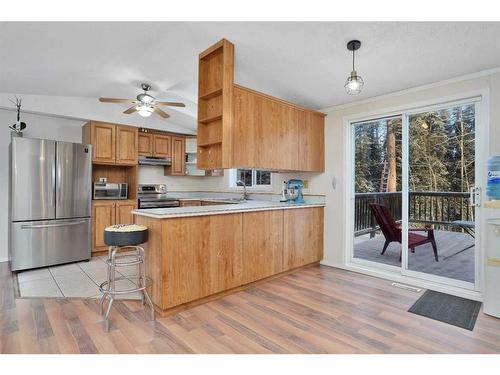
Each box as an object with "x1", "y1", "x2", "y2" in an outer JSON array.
[{"x1": 99, "y1": 276, "x2": 149, "y2": 296}]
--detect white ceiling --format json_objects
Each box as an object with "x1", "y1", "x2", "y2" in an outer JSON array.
[{"x1": 1, "y1": 22, "x2": 500, "y2": 131}]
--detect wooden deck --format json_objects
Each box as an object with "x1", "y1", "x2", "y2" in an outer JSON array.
[
  {"x1": 354, "y1": 230, "x2": 475, "y2": 282},
  {"x1": 1, "y1": 261, "x2": 499, "y2": 353}
]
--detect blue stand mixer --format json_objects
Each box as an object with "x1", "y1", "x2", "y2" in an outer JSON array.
[{"x1": 282, "y1": 179, "x2": 305, "y2": 204}]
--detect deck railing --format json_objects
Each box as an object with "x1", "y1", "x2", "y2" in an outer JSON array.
[{"x1": 354, "y1": 191, "x2": 472, "y2": 237}]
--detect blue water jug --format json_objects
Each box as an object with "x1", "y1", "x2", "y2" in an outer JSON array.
[{"x1": 487, "y1": 156, "x2": 500, "y2": 199}]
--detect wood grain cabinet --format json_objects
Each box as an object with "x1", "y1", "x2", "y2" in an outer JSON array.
[
  {"x1": 283, "y1": 207, "x2": 324, "y2": 270},
  {"x1": 92, "y1": 201, "x2": 116, "y2": 252},
  {"x1": 153, "y1": 134, "x2": 172, "y2": 158},
  {"x1": 162, "y1": 214, "x2": 243, "y2": 308},
  {"x1": 242, "y1": 210, "x2": 283, "y2": 284},
  {"x1": 138, "y1": 132, "x2": 153, "y2": 156},
  {"x1": 116, "y1": 125, "x2": 139, "y2": 165},
  {"x1": 91, "y1": 199, "x2": 137, "y2": 253},
  {"x1": 135, "y1": 206, "x2": 324, "y2": 315},
  {"x1": 165, "y1": 136, "x2": 186, "y2": 176},
  {"x1": 196, "y1": 39, "x2": 325, "y2": 172},
  {"x1": 83, "y1": 121, "x2": 138, "y2": 166},
  {"x1": 85, "y1": 122, "x2": 116, "y2": 164}
]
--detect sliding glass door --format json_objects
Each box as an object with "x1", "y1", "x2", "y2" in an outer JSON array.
[
  {"x1": 403, "y1": 103, "x2": 479, "y2": 288},
  {"x1": 350, "y1": 99, "x2": 481, "y2": 290}
]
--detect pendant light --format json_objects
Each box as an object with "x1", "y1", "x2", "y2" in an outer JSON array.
[{"x1": 344, "y1": 40, "x2": 364, "y2": 95}]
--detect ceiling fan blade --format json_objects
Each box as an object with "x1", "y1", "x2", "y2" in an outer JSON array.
[
  {"x1": 156, "y1": 101, "x2": 186, "y2": 107},
  {"x1": 123, "y1": 105, "x2": 137, "y2": 114},
  {"x1": 99, "y1": 97, "x2": 137, "y2": 104},
  {"x1": 154, "y1": 107, "x2": 170, "y2": 119}
]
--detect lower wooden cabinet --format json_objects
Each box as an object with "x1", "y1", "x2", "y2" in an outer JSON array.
[
  {"x1": 283, "y1": 207, "x2": 324, "y2": 270},
  {"x1": 242, "y1": 210, "x2": 283, "y2": 284},
  {"x1": 162, "y1": 214, "x2": 243, "y2": 308},
  {"x1": 92, "y1": 199, "x2": 137, "y2": 253},
  {"x1": 136, "y1": 206, "x2": 324, "y2": 313}
]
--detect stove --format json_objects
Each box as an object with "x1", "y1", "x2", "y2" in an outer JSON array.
[{"x1": 137, "y1": 184, "x2": 180, "y2": 209}]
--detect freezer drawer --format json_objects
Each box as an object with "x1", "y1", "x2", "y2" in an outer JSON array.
[{"x1": 10, "y1": 218, "x2": 91, "y2": 271}]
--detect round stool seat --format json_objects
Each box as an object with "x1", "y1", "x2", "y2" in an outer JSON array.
[{"x1": 104, "y1": 224, "x2": 148, "y2": 246}]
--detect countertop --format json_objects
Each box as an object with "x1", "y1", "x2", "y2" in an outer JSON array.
[{"x1": 132, "y1": 199, "x2": 325, "y2": 219}]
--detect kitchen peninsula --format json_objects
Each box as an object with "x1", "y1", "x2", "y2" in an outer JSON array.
[{"x1": 133, "y1": 200, "x2": 324, "y2": 316}]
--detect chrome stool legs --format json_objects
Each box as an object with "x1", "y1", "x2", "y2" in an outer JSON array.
[{"x1": 99, "y1": 245, "x2": 154, "y2": 331}]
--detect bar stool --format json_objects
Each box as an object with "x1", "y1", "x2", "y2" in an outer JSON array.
[{"x1": 99, "y1": 224, "x2": 154, "y2": 331}]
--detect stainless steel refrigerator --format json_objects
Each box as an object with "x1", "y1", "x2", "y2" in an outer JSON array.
[{"x1": 9, "y1": 137, "x2": 92, "y2": 271}]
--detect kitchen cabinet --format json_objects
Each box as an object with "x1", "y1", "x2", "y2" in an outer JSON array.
[
  {"x1": 161, "y1": 213, "x2": 243, "y2": 308},
  {"x1": 165, "y1": 136, "x2": 185, "y2": 176},
  {"x1": 116, "y1": 125, "x2": 139, "y2": 165},
  {"x1": 91, "y1": 199, "x2": 137, "y2": 253},
  {"x1": 196, "y1": 39, "x2": 325, "y2": 172},
  {"x1": 283, "y1": 207, "x2": 324, "y2": 270},
  {"x1": 242, "y1": 210, "x2": 283, "y2": 284},
  {"x1": 85, "y1": 122, "x2": 116, "y2": 164},
  {"x1": 135, "y1": 206, "x2": 323, "y2": 315},
  {"x1": 153, "y1": 134, "x2": 171, "y2": 158},
  {"x1": 82, "y1": 121, "x2": 138, "y2": 166},
  {"x1": 92, "y1": 201, "x2": 115, "y2": 252},
  {"x1": 138, "y1": 132, "x2": 153, "y2": 156}
]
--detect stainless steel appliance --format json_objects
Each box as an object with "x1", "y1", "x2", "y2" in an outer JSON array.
[
  {"x1": 138, "y1": 184, "x2": 180, "y2": 209},
  {"x1": 138, "y1": 155, "x2": 172, "y2": 166},
  {"x1": 9, "y1": 137, "x2": 92, "y2": 271},
  {"x1": 93, "y1": 182, "x2": 128, "y2": 200}
]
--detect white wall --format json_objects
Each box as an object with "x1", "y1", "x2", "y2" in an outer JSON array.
[
  {"x1": 0, "y1": 110, "x2": 86, "y2": 261},
  {"x1": 317, "y1": 70, "x2": 500, "y2": 269}
]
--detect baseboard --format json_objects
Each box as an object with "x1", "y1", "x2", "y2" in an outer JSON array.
[{"x1": 320, "y1": 260, "x2": 483, "y2": 302}]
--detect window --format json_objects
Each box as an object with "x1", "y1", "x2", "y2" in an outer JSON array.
[{"x1": 231, "y1": 169, "x2": 272, "y2": 190}]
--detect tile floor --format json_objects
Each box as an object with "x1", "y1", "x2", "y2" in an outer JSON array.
[{"x1": 16, "y1": 253, "x2": 141, "y2": 300}]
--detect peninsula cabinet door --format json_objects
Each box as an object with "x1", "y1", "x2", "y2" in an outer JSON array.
[
  {"x1": 163, "y1": 214, "x2": 243, "y2": 308},
  {"x1": 91, "y1": 122, "x2": 116, "y2": 164},
  {"x1": 116, "y1": 125, "x2": 138, "y2": 165},
  {"x1": 92, "y1": 201, "x2": 116, "y2": 252},
  {"x1": 242, "y1": 210, "x2": 283, "y2": 284},
  {"x1": 283, "y1": 207, "x2": 324, "y2": 270}
]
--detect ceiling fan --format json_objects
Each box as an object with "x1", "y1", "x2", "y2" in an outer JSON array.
[{"x1": 99, "y1": 83, "x2": 185, "y2": 119}]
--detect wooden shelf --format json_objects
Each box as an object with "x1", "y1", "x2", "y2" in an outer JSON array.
[
  {"x1": 199, "y1": 88, "x2": 223, "y2": 100},
  {"x1": 198, "y1": 140, "x2": 222, "y2": 147},
  {"x1": 199, "y1": 114, "x2": 222, "y2": 124}
]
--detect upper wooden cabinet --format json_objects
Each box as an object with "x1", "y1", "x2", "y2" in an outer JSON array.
[
  {"x1": 116, "y1": 125, "x2": 139, "y2": 165},
  {"x1": 82, "y1": 121, "x2": 138, "y2": 166},
  {"x1": 138, "y1": 132, "x2": 153, "y2": 156},
  {"x1": 153, "y1": 134, "x2": 172, "y2": 158},
  {"x1": 164, "y1": 136, "x2": 186, "y2": 176},
  {"x1": 196, "y1": 39, "x2": 325, "y2": 172}
]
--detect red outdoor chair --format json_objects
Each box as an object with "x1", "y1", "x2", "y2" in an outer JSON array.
[{"x1": 369, "y1": 203, "x2": 438, "y2": 262}]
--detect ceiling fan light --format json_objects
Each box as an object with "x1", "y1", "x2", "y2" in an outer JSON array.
[
  {"x1": 344, "y1": 70, "x2": 364, "y2": 95},
  {"x1": 136, "y1": 105, "x2": 154, "y2": 117}
]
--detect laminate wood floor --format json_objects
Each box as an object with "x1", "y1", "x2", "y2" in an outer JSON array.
[{"x1": 1, "y1": 261, "x2": 499, "y2": 354}]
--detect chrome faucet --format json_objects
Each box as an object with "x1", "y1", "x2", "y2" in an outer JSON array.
[{"x1": 236, "y1": 180, "x2": 249, "y2": 201}]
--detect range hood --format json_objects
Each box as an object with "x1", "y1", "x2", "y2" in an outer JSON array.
[{"x1": 138, "y1": 155, "x2": 172, "y2": 166}]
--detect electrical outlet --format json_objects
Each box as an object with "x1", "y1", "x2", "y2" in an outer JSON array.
[{"x1": 303, "y1": 179, "x2": 309, "y2": 189}]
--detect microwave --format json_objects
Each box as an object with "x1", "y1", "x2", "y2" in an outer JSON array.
[{"x1": 93, "y1": 182, "x2": 128, "y2": 200}]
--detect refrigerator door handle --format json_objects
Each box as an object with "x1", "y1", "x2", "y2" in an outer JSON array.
[{"x1": 20, "y1": 220, "x2": 87, "y2": 229}]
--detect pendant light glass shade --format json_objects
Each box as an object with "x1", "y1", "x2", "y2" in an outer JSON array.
[
  {"x1": 345, "y1": 70, "x2": 364, "y2": 95},
  {"x1": 345, "y1": 40, "x2": 364, "y2": 95}
]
